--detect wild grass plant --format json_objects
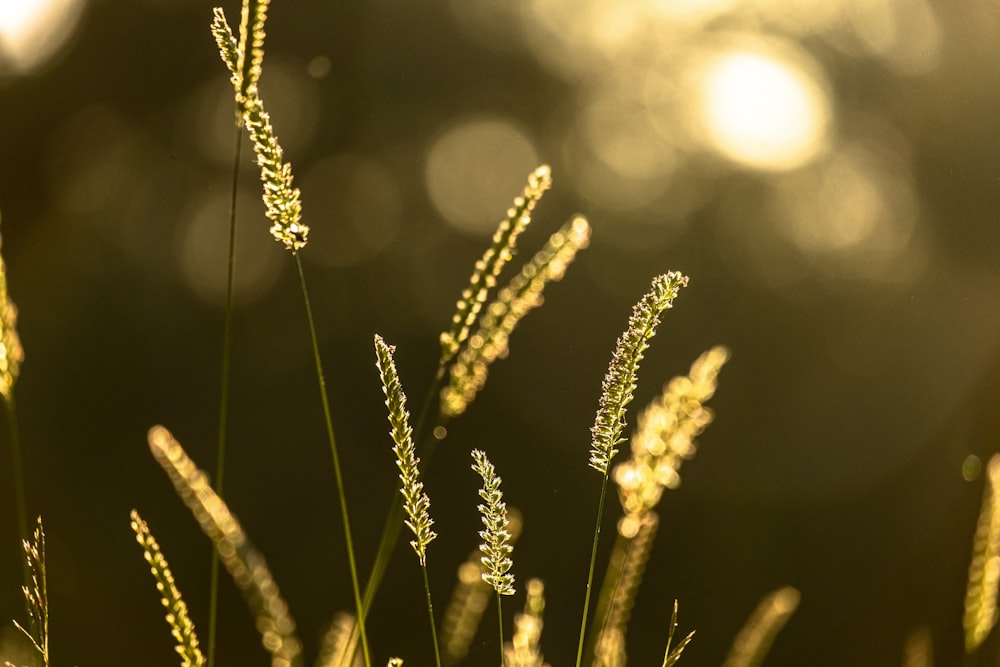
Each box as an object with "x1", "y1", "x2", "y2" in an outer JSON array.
[{"x1": 3, "y1": 2, "x2": 997, "y2": 666}]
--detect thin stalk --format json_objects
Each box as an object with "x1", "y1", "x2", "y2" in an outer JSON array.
[
  {"x1": 5, "y1": 389, "x2": 29, "y2": 588},
  {"x1": 207, "y1": 124, "x2": 244, "y2": 667},
  {"x1": 576, "y1": 475, "x2": 611, "y2": 667},
  {"x1": 295, "y1": 253, "x2": 371, "y2": 667},
  {"x1": 421, "y1": 563, "x2": 443, "y2": 667},
  {"x1": 360, "y1": 362, "x2": 448, "y2": 618},
  {"x1": 496, "y1": 592, "x2": 506, "y2": 667}
]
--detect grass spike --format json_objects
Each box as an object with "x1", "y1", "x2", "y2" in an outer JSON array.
[
  {"x1": 375, "y1": 335, "x2": 437, "y2": 564},
  {"x1": 441, "y1": 215, "x2": 591, "y2": 418},
  {"x1": 964, "y1": 454, "x2": 1000, "y2": 653},
  {"x1": 471, "y1": 449, "x2": 515, "y2": 667},
  {"x1": 0, "y1": 214, "x2": 28, "y2": 581},
  {"x1": 440, "y1": 509, "x2": 523, "y2": 665},
  {"x1": 10, "y1": 517, "x2": 48, "y2": 667},
  {"x1": 722, "y1": 586, "x2": 801, "y2": 667},
  {"x1": 375, "y1": 335, "x2": 442, "y2": 666},
  {"x1": 577, "y1": 272, "x2": 688, "y2": 667},
  {"x1": 660, "y1": 601, "x2": 695, "y2": 667},
  {"x1": 211, "y1": 5, "x2": 307, "y2": 252},
  {"x1": 613, "y1": 345, "x2": 728, "y2": 526},
  {"x1": 472, "y1": 449, "x2": 516, "y2": 597},
  {"x1": 589, "y1": 272, "x2": 689, "y2": 475},
  {"x1": 0, "y1": 216, "x2": 23, "y2": 403},
  {"x1": 130, "y1": 510, "x2": 206, "y2": 667},
  {"x1": 440, "y1": 165, "x2": 552, "y2": 365},
  {"x1": 147, "y1": 425, "x2": 303, "y2": 667},
  {"x1": 237, "y1": 0, "x2": 268, "y2": 105}
]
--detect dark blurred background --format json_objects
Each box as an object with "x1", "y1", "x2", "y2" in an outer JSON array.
[{"x1": 1, "y1": 0, "x2": 999, "y2": 665}]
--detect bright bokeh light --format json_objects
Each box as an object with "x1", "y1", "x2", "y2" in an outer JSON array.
[
  {"x1": 175, "y1": 191, "x2": 282, "y2": 306},
  {"x1": 301, "y1": 154, "x2": 401, "y2": 268},
  {"x1": 771, "y1": 138, "x2": 922, "y2": 281},
  {"x1": 0, "y1": 0, "x2": 84, "y2": 75},
  {"x1": 425, "y1": 117, "x2": 539, "y2": 235},
  {"x1": 695, "y1": 43, "x2": 831, "y2": 171}
]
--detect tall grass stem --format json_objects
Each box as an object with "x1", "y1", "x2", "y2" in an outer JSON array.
[
  {"x1": 496, "y1": 593, "x2": 507, "y2": 667},
  {"x1": 421, "y1": 564, "x2": 443, "y2": 667},
  {"x1": 576, "y1": 476, "x2": 610, "y2": 667},
  {"x1": 295, "y1": 253, "x2": 371, "y2": 667},
  {"x1": 207, "y1": 124, "x2": 244, "y2": 667}
]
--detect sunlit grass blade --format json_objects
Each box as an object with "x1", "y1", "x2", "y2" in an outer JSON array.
[
  {"x1": 577, "y1": 272, "x2": 689, "y2": 667},
  {"x1": 147, "y1": 425, "x2": 303, "y2": 667},
  {"x1": 439, "y1": 165, "x2": 552, "y2": 366},
  {"x1": 441, "y1": 215, "x2": 591, "y2": 418},
  {"x1": 722, "y1": 586, "x2": 801, "y2": 667},
  {"x1": 964, "y1": 454, "x2": 1000, "y2": 653},
  {"x1": 130, "y1": 510, "x2": 206, "y2": 667}
]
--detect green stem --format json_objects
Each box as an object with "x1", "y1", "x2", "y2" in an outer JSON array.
[
  {"x1": 576, "y1": 474, "x2": 610, "y2": 667},
  {"x1": 5, "y1": 389, "x2": 30, "y2": 588},
  {"x1": 421, "y1": 563, "x2": 443, "y2": 667},
  {"x1": 295, "y1": 253, "x2": 371, "y2": 667},
  {"x1": 207, "y1": 123, "x2": 243, "y2": 667},
  {"x1": 496, "y1": 592, "x2": 507, "y2": 667},
  {"x1": 360, "y1": 362, "x2": 448, "y2": 618}
]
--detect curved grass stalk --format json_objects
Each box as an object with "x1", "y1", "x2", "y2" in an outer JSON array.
[
  {"x1": 576, "y1": 272, "x2": 689, "y2": 667},
  {"x1": 439, "y1": 165, "x2": 552, "y2": 365},
  {"x1": 722, "y1": 586, "x2": 801, "y2": 667},
  {"x1": 441, "y1": 215, "x2": 591, "y2": 418},
  {"x1": 148, "y1": 425, "x2": 303, "y2": 667},
  {"x1": 361, "y1": 168, "x2": 558, "y2": 623}
]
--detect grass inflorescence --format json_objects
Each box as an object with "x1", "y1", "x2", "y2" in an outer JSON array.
[{"x1": 9, "y1": 2, "x2": 993, "y2": 666}]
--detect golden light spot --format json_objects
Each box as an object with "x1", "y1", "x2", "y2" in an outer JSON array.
[
  {"x1": 175, "y1": 190, "x2": 282, "y2": 305},
  {"x1": 425, "y1": 117, "x2": 539, "y2": 235},
  {"x1": 693, "y1": 39, "x2": 831, "y2": 171},
  {"x1": 966, "y1": 456, "x2": 984, "y2": 483},
  {"x1": 0, "y1": 0, "x2": 83, "y2": 74},
  {"x1": 306, "y1": 55, "x2": 332, "y2": 78},
  {"x1": 771, "y1": 138, "x2": 922, "y2": 281},
  {"x1": 301, "y1": 154, "x2": 401, "y2": 267}
]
